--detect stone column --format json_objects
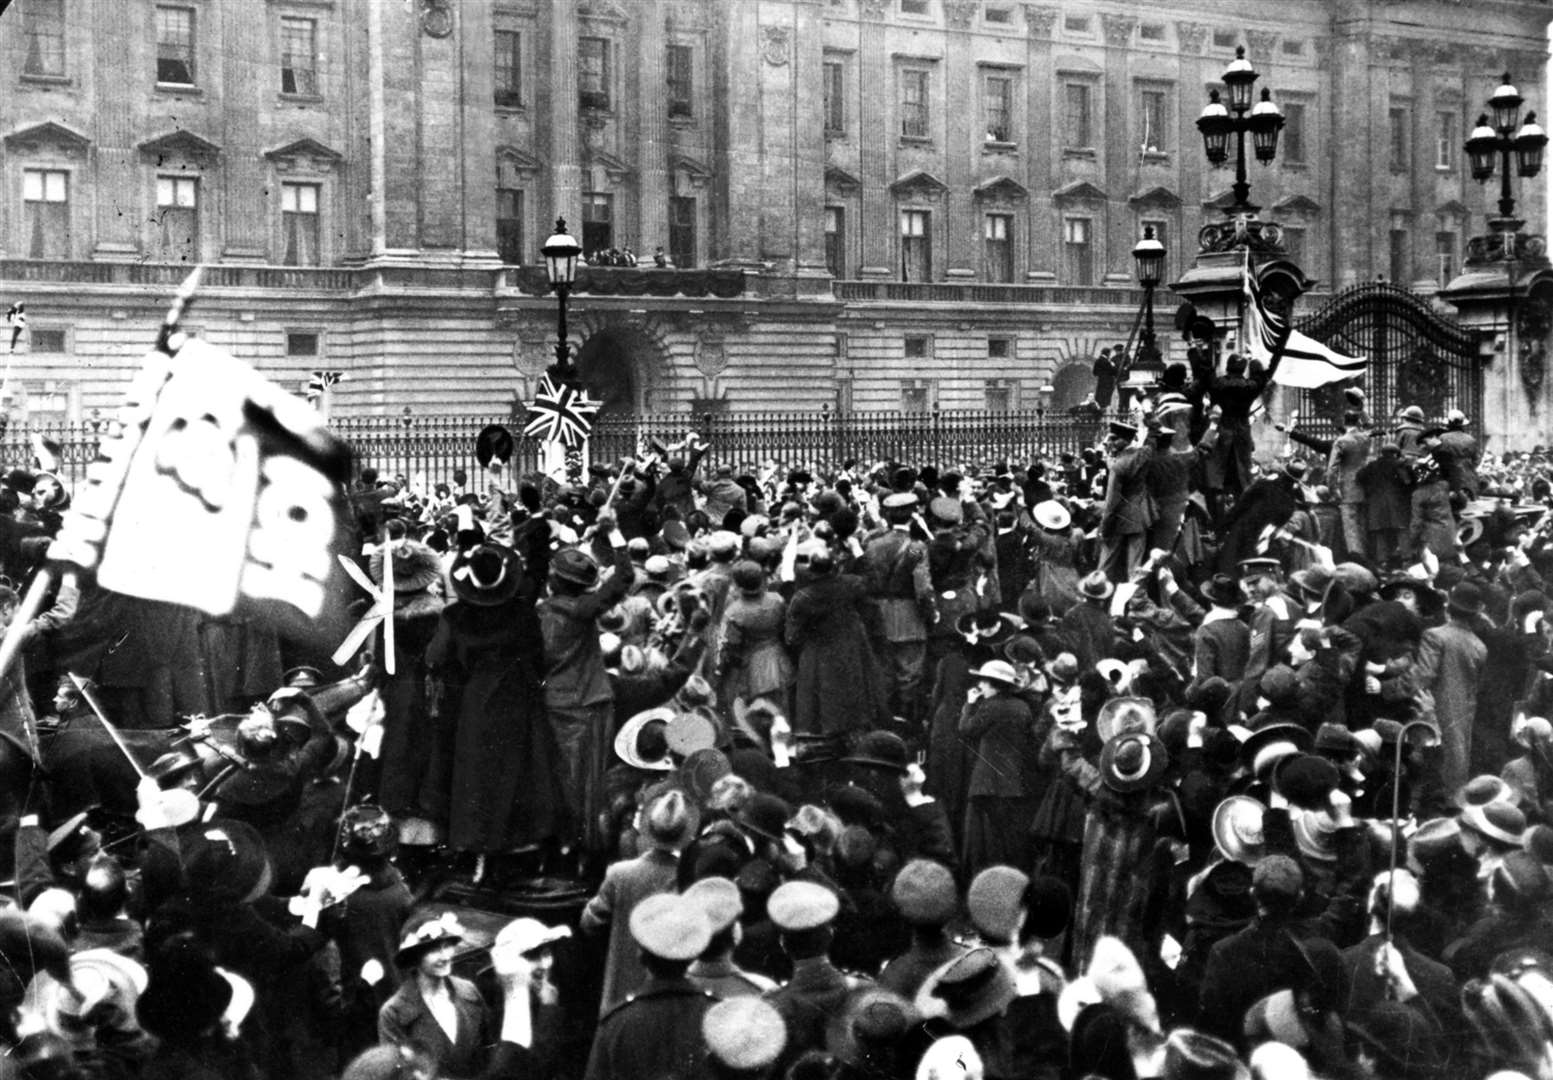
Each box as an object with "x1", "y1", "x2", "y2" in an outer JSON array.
[
  {"x1": 366, "y1": 0, "x2": 421, "y2": 256},
  {"x1": 550, "y1": 1, "x2": 582, "y2": 229},
  {"x1": 636, "y1": 0, "x2": 669, "y2": 254},
  {"x1": 1100, "y1": 13, "x2": 1136, "y2": 284},
  {"x1": 1330, "y1": 16, "x2": 1372, "y2": 288},
  {"x1": 220, "y1": 6, "x2": 265, "y2": 260},
  {"x1": 92, "y1": 0, "x2": 139, "y2": 257},
  {"x1": 856, "y1": 4, "x2": 892, "y2": 276},
  {"x1": 1024, "y1": 5, "x2": 1058, "y2": 281}
]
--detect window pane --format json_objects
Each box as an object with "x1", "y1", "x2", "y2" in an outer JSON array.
[
  {"x1": 1141, "y1": 89, "x2": 1167, "y2": 152},
  {"x1": 22, "y1": 169, "x2": 69, "y2": 258},
  {"x1": 287, "y1": 332, "x2": 319, "y2": 357},
  {"x1": 668, "y1": 44, "x2": 693, "y2": 118},
  {"x1": 24, "y1": 0, "x2": 66, "y2": 77},
  {"x1": 984, "y1": 75, "x2": 1011, "y2": 142},
  {"x1": 1064, "y1": 217, "x2": 1093, "y2": 285},
  {"x1": 582, "y1": 192, "x2": 613, "y2": 253},
  {"x1": 824, "y1": 61, "x2": 845, "y2": 132},
  {"x1": 496, "y1": 186, "x2": 524, "y2": 264},
  {"x1": 1283, "y1": 103, "x2": 1306, "y2": 163},
  {"x1": 669, "y1": 196, "x2": 696, "y2": 269},
  {"x1": 1389, "y1": 107, "x2": 1408, "y2": 168},
  {"x1": 494, "y1": 30, "x2": 521, "y2": 106},
  {"x1": 44, "y1": 171, "x2": 66, "y2": 202},
  {"x1": 1436, "y1": 231, "x2": 1457, "y2": 283},
  {"x1": 901, "y1": 70, "x2": 928, "y2": 138},
  {"x1": 156, "y1": 6, "x2": 195, "y2": 84},
  {"x1": 1436, "y1": 111, "x2": 1455, "y2": 169},
  {"x1": 580, "y1": 37, "x2": 610, "y2": 109},
  {"x1": 1065, "y1": 83, "x2": 1091, "y2": 147},
  {"x1": 23, "y1": 171, "x2": 44, "y2": 202},
  {"x1": 280, "y1": 17, "x2": 316, "y2": 95},
  {"x1": 825, "y1": 206, "x2": 844, "y2": 277},
  {"x1": 985, "y1": 214, "x2": 1013, "y2": 283}
]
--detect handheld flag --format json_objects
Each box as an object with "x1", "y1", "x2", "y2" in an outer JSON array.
[
  {"x1": 523, "y1": 373, "x2": 600, "y2": 449},
  {"x1": 331, "y1": 545, "x2": 397, "y2": 675},
  {"x1": 305, "y1": 371, "x2": 343, "y2": 403},
  {"x1": 48, "y1": 333, "x2": 355, "y2": 645},
  {"x1": 1243, "y1": 257, "x2": 1367, "y2": 389}
]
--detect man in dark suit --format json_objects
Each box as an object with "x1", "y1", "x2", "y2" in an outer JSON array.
[
  {"x1": 1196, "y1": 855, "x2": 1337, "y2": 1048},
  {"x1": 585, "y1": 894, "x2": 718, "y2": 1080},
  {"x1": 1098, "y1": 421, "x2": 1154, "y2": 582}
]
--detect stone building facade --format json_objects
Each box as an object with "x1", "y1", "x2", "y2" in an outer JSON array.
[{"x1": 0, "y1": 0, "x2": 1546, "y2": 426}]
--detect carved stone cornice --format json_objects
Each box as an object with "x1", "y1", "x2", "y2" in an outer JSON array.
[
  {"x1": 1101, "y1": 13, "x2": 1136, "y2": 47},
  {"x1": 944, "y1": 0, "x2": 977, "y2": 29},
  {"x1": 1175, "y1": 21, "x2": 1209, "y2": 56},
  {"x1": 1022, "y1": 4, "x2": 1057, "y2": 39},
  {"x1": 1245, "y1": 29, "x2": 1278, "y2": 65}
]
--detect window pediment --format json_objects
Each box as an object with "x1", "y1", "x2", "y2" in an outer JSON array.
[
  {"x1": 1271, "y1": 194, "x2": 1321, "y2": 215},
  {"x1": 4, "y1": 121, "x2": 91, "y2": 159},
  {"x1": 1053, "y1": 179, "x2": 1107, "y2": 202},
  {"x1": 138, "y1": 129, "x2": 221, "y2": 164},
  {"x1": 264, "y1": 137, "x2": 342, "y2": 174},
  {"x1": 1128, "y1": 185, "x2": 1181, "y2": 210},
  {"x1": 974, "y1": 175, "x2": 1028, "y2": 201},
  {"x1": 825, "y1": 165, "x2": 862, "y2": 194},
  {"x1": 891, "y1": 169, "x2": 948, "y2": 199}
]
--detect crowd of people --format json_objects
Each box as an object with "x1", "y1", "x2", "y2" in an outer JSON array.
[{"x1": 3, "y1": 351, "x2": 1553, "y2": 1080}]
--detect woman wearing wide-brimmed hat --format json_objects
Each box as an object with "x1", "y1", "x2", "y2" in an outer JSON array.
[
  {"x1": 959, "y1": 660, "x2": 1041, "y2": 878},
  {"x1": 426, "y1": 526, "x2": 564, "y2": 880},
  {"x1": 715, "y1": 560, "x2": 793, "y2": 715},
  {"x1": 1024, "y1": 498, "x2": 1084, "y2": 614}
]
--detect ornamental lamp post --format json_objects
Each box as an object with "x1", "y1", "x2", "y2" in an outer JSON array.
[
  {"x1": 1465, "y1": 74, "x2": 1547, "y2": 229},
  {"x1": 542, "y1": 217, "x2": 583, "y2": 381},
  {"x1": 1132, "y1": 225, "x2": 1166, "y2": 374},
  {"x1": 1196, "y1": 47, "x2": 1283, "y2": 215}
]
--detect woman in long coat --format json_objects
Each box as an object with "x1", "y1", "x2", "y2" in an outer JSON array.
[
  {"x1": 371, "y1": 539, "x2": 446, "y2": 827},
  {"x1": 784, "y1": 550, "x2": 887, "y2": 737},
  {"x1": 716, "y1": 560, "x2": 793, "y2": 712},
  {"x1": 426, "y1": 531, "x2": 563, "y2": 868}
]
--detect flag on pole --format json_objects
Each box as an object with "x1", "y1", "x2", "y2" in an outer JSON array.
[
  {"x1": 48, "y1": 335, "x2": 356, "y2": 644},
  {"x1": 304, "y1": 370, "x2": 343, "y2": 402},
  {"x1": 1243, "y1": 256, "x2": 1367, "y2": 389},
  {"x1": 523, "y1": 373, "x2": 600, "y2": 449}
]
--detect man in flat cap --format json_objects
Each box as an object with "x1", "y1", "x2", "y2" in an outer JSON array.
[{"x1": 585, "y1": 893, "x2": 718, "y2": 1080}]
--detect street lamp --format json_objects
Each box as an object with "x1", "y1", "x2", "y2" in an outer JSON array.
[
  {"x1": 1465, "y1": 74, "x2": 1547, "y2": 227},
  {"x1": 1196, "y1": 46, "x2": 1283, "y2": 215},
  {"x1": 542, "y1": 217, "x2": 583, "y2": 380},
  {"x1": 1131, "y1": 225, "x2": 1165, "y2": 373}
]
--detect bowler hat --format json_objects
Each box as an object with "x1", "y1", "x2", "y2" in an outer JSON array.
[
  {"x1": 1460, "y1": 800, "x2": 1527, "y2": 847},
  {"x1": 840, "y1": 730, "x2": 911, "y2": 774},
  {"x1": 1446, "y1": 581, "x2": 1486, "y2": 617},
  {"x1": 891, "y1": 859, "x2": 958, "y2": 925},
  {"x1": 1237, "y1": 717, "x2": 1314, "y2": 772},
  {"x1": 736, "y1": 792, "x2": 793, "y2": 843},
  {"x1": 630, "y1": 893, "x2": 712, "y2": 960},
  {"x1": 1099, "y1": 732, "x2": 1168, "y2": 793},
  {"x1": 829, "y1": 987, "x2": 917, "y2": 1070},
  {"x1": 917, "y1": 947, "x2": 1016, "y2": 1028},
  {"x1": 451, "y1": 544, "x2": 523, "y2": 606},
  {"x1": 1108, "y1": 421, "x2": 1139, "y2": 442},
  {"x1": 1457, "y1": 774, "x2": 1520, "y2": 810},
  {"x1": 1409, "y1": 817, "x2": 1462, "y2": 863},
  {"x1": 1314, "y1": 723, "x2": 1357, "y2": 757},
  {"x1": 1200, "y1": 574, "x2": 1243, "y2": 607},
  {"x1": 1273, "y1": 754, "x2": 1340, "y2": 811}
]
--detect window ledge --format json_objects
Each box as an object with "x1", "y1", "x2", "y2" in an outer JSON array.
[
  {"x1": 155, "y1": 82, "x2": 203, "y2": 97},
  {"x1": 1061, "y1": 146, "x2": 1097, "y2": 159},
  {"x1": 1435, "y1": 165, "x2": 1454, "y2": 174},
  {"x1": 279, "y1": 92, "x2": 325, "y2": 105},
  {"x1": 982, "y1": 140, "x2": 1019, "y2": 153},
  {"x1": 668, "y1": 114, "x2": 697, "y2": 129},
  {"x1": 899, "y1": 135, "x2": 934, "y2": 147},
  {"x1": 19, "y1": 74, "x2": 72, "y2": 88},
  {"x1": 1282, "y1": 160, "x2": 1309, "y2": 171},
  {"x1": 495, "y1": 104, "x2": 527, "y2": 117},
  {"x1": 1140, "y1": 150, "x2": 1170, "y2": 162}
]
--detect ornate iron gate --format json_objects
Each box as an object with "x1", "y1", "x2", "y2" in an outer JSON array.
[{"x1": 1293, "y1": 282, "x2": 1485, "y2": 435}]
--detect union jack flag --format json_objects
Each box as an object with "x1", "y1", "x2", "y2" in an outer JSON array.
[
  {"x1": 523, "y1": 373, "x2": 600, "y2": 449},
  {"x1": 304, "y1": 370, "x2": 343, "y2": 401}
]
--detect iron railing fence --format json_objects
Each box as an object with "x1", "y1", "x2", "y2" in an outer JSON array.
[{"x1": 0, "y1": 410, "x2": 1139, "y2": 496}]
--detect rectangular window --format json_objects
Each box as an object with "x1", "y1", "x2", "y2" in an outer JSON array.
[
  {"x1": 1212, "y1": 29, "x2": 1237, "y2": 49},
  {"x1": 1063, "y1": 216, "x2": 1093, "y2": 285},
  {"x1": 496, "y1": 185, "x2": 524, "y2": 264},
  {"x1": 984, "y1": 213, "x2": 1013, "y2": 283},
  {"x1": 1064, "y1": 82, "x2": 1092, "y2": 148},
  {"x1": 582, "y1": 192, "x2": 613, "y2": 255},
  {"x1": 984, "y1": 74, "x2": 1012, "y2": 143},
  {"x1": 823, "y1": 60, "x2": 845, "y2": 133},
  {"x1": 1282, "y1": 102, "x2": 1306, "y2": 164},
  {"x1": 579, "y1": 36, "x2": 610, "y2": 110},
  {"x1": 901, "y1": 209, "x2": 931, "y2": 281},
  {"x1": 900, "y1": 68, "x2": 929, "y2": 139},
  {"x1": 280, "y1": 182, "x2": 320, "y2": 267},
  {"x1": 1064, "y1": 14, "x2": 1090, "y2": 33},
  {"x1": 29, "y1": 329, "x2": 65, "y2": 353},
  {"x1": 1436, "y1": 230, "x2": 1458, "y2": 285},
  {"x1": 494, "y1": 30, "x2": 522, "y2": 107},
  {"x1": 900, "y1": 0, "x2": 929, "y2": 14},
  {"x1": 22, "y1": 168, "x2": 69, "y2": 259},
  {"x1": 988, "y1": 337, "x2": 1011, "y2": 359},
  {"x1": 155, "y1": 175, "x2": 198, "y2": 262},
  {"x1": 824, "y1": 206, "x2": 845, "y2": 277},
  {"x1": 1282, "y1": 38, "x2": 1305, "y2": 56},
  {"x1": 1282, "y1": 226, "x2": 1306, "y2": 268},
  {"x1": 279, "y1": 16, "x2": 316, "y2": 95},
  {"x1": 1140, "y1": 88, "x2": 1167, "y2": 153},
  {"x1": 155, "y1": 6, "x2": 195, "y2": 85},
  {"x1": 669, "y1": 196, "x2": 696, "y2": 269},
  {"x1": 1436, "y1": 111, "x2": 1456, "y2": 171},
  {"x1": 23, "y1": 0, "x2": 66, "y2": 77},
  {"x1": 1389, "y1": 106, "x2": 1409, "y2": 170},
  {"x1": 667, "y1": 43, "x2": 693, "y2": 119},
  {"x1": 286, "y1": 331, "x2": 319, "y2": 357},
  {"x1": 904, "y1": 336, "x2": 930, "y2": 360},
  {"x1": 985, "y1": 382, "x2": 1013, "y2": 412},
  {"x1": 901, "y1": 384, "x2": 931, "y2": 412},
  {"x1": 1389, "y1": 228, "x2": 1408, "y2": 285},
  {"x1": 1139, "y1": 22, "x2": 1165, "y2": 42},
  {"x1": 984, "y1": 6, "x2": 1013, "y2": 24}
]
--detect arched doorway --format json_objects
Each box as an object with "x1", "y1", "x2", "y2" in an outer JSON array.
[
  {"x1": 1051, "y1": 361, "x2": 1094, "y2": 410},
  {"x1": 572, "y1": 328, "x2": 641, "y2": 420}
]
